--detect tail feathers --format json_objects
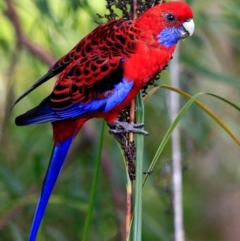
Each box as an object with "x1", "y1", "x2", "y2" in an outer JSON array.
[
  {"x1": 28, "y1": 137, "x2": 73, "y2": 241},
  {"x1": 15, "y1": 96, "x2": 60, "y2": 126}
]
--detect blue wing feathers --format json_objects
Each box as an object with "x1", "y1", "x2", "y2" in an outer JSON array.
[
  {"x1": 15, "y1": 78, "x2": 133, "y2": 125},
  {"x1": 103, "y1": 78, "x2": 133, "y2": 112},
  {"x1": 29, "y1": 137, "x2": 73, "y2": 241}
]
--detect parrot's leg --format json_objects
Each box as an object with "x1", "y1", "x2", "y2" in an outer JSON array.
[{"x1": 108, "y1": 120, "x2": 149, "y2": 135}]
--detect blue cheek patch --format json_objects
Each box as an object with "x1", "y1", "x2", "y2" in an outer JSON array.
[{"x1": 158, "y1": 27, "x2": 182, "y2": 48}]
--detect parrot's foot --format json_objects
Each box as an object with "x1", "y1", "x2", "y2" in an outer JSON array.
[{"x1": 108, "y1": 121, "x2": 149, "y2": 135}]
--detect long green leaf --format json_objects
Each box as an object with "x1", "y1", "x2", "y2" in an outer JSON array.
[
  {"x1": 143, "y1": 92, "x2": 206, "y2": 187},
  {"x1": 160, "y1": 85, "x2": 240, "y2": 145},
  {"x1": 143, "y1": 89, "x2": 240, "y2": 187},
  {"x1": 144, "y1": 85, "x2": 240, "y2": 145}
]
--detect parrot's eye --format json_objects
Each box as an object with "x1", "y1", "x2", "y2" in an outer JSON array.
[{"x1": 166, "y1": 14, "x2": 176, "y2": 22}]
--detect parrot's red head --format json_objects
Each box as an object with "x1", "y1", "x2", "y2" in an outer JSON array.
[{"x1": 137, "y1": 1, "x2": 194, "y2": 48}]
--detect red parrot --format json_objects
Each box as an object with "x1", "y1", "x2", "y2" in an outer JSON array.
[{"x1": 14, "y1": 2, "x2": 194, "y2": 240}]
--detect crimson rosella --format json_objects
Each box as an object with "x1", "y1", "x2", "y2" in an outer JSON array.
[{"x1": 14, "y1": 1, "x2": 194, "y2": 240}]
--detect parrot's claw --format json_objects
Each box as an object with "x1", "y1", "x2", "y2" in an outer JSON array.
[{"x1": 108, "y1": 121, "x2": 149, "y2": 135}]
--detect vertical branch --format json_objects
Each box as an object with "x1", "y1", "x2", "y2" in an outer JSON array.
[
  {"x1": 125, "y1": 174, "x2": 132, "y2": 240},
  {"x1": 129, "y1": 99, "x2": 136, "y2": 143},
  {"x1": 129, "y1": 0, "x2": 138, "y2": 144},
  {"x1": 126, "y1": 1, "x2": 138, "y2": 240},
  {"x1": 132, "y1": 0, "x2": 138, "y2": 19},
  {"x1": 169, "y1": 46, "x2": 185, "y2": 241},
  {"x1": 126, "y1": 104, "x2": 134, "y2": 239}
]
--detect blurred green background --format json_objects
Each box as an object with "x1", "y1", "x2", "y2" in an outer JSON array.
[{"x1": 0, "y1": 0, "x2": 239, "y2": 240}]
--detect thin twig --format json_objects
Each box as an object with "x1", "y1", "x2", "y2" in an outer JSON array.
[{"x1": 129, "y1": 0, "x2": 137, "y2": 142}]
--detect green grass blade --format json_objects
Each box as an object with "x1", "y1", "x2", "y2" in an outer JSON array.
[
  {"x1": 160, "y1": 85, "x2": 240, "y2": 145},
  {"x1": 143, "y1": 88, "x2": 240, "y2": 187},
  {"x1": 144, "y1": 85, "x2": 240, "y2": 145},
  {"x1": 207, "y1": 93, "x2": 240, "y2": 111},
  {"x1": 133, "y1": 93, "x2": 145, "y2": 241},
  {"x1": 81, "y1": 121, "x2": 105, "y2": 241},
  {"x1": 143, "y1": 92, "x2": 206, "y2": 187}
]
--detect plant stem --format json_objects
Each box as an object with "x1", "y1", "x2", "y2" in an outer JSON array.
[
  {"x1": 133, "y1": 93, "x2": 144, "y2": 241},
  {"x1": 126, "y1": 176, "x2": 132, "y2": 240},
  {"x1": 127, "y1": 95, "x2": 135, "y2": 240},
  {"x1": 129, "y1": 1, "x2": 139, "y2": 240}
]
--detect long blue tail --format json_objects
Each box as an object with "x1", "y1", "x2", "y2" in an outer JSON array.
[{"x1": 29, "y1": 136, "x2": 73, "y2": 241}]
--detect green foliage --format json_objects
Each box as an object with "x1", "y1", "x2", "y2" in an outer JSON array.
[{"x1": 0, "y1": 0, "x2": 239, "y2": 241}]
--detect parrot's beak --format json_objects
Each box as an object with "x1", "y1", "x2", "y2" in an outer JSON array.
[{"x1": 180, "y1": 19, "x2": 194, "y2": 38}]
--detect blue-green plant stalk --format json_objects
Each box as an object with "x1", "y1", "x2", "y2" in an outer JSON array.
[{"x1": 133, "y1": 93, "x2": 145, "y2": 241}]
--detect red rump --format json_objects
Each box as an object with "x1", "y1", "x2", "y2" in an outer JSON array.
[{"x1": 52, "y1": 118, "x2": 88, "y2": 144}]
